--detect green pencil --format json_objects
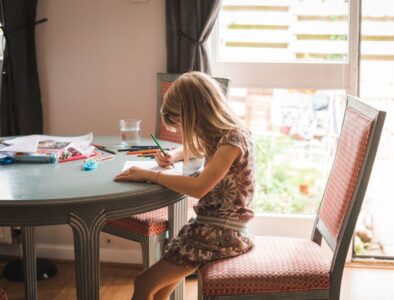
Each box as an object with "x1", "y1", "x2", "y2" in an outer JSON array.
[{"x1": 150, "y1": 134, "x2": 175, "y2": 168}]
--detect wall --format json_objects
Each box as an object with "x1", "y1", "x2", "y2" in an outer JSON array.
[
  {"x1": 0, "y1": 0, "x2": 166, "y2": 264},
  {"x1": 37, "y1": 0, "x2": 165, "y2": 136}
]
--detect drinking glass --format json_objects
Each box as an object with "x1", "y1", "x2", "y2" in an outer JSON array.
[{"x1": 119, "y1": 119, "x2": 141, "y2": 145}]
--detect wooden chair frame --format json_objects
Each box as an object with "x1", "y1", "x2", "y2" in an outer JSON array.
[{"x1": 199, "y1": 95, "x2": 386, "y2": 300}]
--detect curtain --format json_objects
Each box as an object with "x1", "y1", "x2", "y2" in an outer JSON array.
[
  {"x1": 0, "y1": 0, "x2": 43, "y2": 136},
  {"x1": 166, "y1": 0, "x2": 221, "y2": 74}
]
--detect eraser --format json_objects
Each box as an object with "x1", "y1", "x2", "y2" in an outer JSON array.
[{"x1": 83, "y1": 159, "x2": 97, "y2": 171}]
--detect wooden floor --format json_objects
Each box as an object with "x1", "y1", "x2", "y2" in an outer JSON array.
[{"x1": 1, "y1": 259, "x2": 394, "y2": 300}]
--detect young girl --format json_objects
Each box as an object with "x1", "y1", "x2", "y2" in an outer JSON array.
[{"x1": 115, "y1": 71, "x2": 255, "y2": 300}]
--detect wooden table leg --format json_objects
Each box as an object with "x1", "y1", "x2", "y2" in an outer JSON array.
[
  {"x1": 168, "y1": 195, "x2": 188, "y2": 300},
  {"x1": 21, "y1": 226, "x2": 37, "y2": 300},
  {"x1": 69, "y1": 209, "x2": 107, "y2": 300}
]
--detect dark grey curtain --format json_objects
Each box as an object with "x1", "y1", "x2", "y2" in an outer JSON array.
[
  {"x1": 166, "y1": 0, "x2": 221, "y2": 74},
  {"x1": 0, "y1": 0, "x2": 43, "y2": 136}
]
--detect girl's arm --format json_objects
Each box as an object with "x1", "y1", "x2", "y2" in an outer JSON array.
[{"x1": 115, "y1": 144, "x2": 241, "y2": 199}]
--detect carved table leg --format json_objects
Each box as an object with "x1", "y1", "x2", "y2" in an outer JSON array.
[
  {"x1": 168, "y1": 196, "x2": 188, "y2": 300},
  {"x1": 69, "y1": 209, "x2": 107, "y2": 300}
]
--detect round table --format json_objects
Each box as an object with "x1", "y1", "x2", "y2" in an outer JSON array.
[{"x1": 0, "y1": 136, "x2": 198, "y2": 300}]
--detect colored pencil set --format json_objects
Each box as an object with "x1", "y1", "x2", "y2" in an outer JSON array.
[
  {"x1": 125, "y1": 145, "x2": 172, "y2": 158},
  {"x1": 127, "y1": 149, "x2": 160, "y2": 159}
]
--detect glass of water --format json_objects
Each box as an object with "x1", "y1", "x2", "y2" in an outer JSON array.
[{"x1": 119, "y1": 119, "x2": 141, "y2": 145}]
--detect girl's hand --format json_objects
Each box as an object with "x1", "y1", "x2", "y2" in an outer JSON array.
[
  {"x1": 155, "y1": 151, "x2": 174, "y2": 168},
  {"x1": 114, "y1": 166, "x2": 152, "y2": 182}
]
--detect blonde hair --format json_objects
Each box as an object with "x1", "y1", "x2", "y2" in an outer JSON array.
[{"x1": 161, "y1": 71, "x2": 241, "y2": 161}]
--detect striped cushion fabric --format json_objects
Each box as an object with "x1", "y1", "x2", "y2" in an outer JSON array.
[
  {"x1": 106, "y1": 198, "x2": 198, "y2": 236},
  {"x1": 159, "y1": 81, "x2": 182, "y2": 143},
  {"x1": 0, "y1": 289, "x2": 8, "y2": 300},
  {"x1": 199, "y1": 236, "x2": 331, "y2": 296},
  {"x1": 319, "y1": 107, "x2": 374, "y2": 241}
]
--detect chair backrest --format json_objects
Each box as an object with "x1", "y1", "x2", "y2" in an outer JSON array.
[
  {"x1": 156, "y1": 73, "x2": 231, "y2": 143},
  {"x1": 311, "y1": 95, "x2": 385, "y2": 297}
]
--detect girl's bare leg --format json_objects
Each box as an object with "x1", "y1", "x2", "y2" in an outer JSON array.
[
  {"x1": 132, "y1": 259, "x2": 197, "y2": 300},
  {"x1": 153, "y1": 282, "x2": 178, "y2": 300}
]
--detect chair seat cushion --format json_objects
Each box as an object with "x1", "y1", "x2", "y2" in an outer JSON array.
[
  {"x1": 199, "y1": 236, "x2": 331, "y2": 296},
  {"x1": 0, "y1": 289, "x2": 8, "y2": 300},
  {"x1": 107, "y1": 208, "x2": 168, "y2": 236},
  {"x1": 106, "y1": 198, "x2": 198, "y2": 236}
]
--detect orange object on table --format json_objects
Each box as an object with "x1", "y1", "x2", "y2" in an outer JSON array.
[{"x1": 126, "y1": 149, "x2": 159, "y2": 155}]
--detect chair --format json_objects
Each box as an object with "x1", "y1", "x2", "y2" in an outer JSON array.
[
  {"x1": 0, "y1": 289, "x2": 8, "y2": 300},
  {"x1": 198, "y1": 95, "x2": 386, "y2": 300},
  {"x1": 103, "y1": 73, "x2": 231, "y2": 269}
]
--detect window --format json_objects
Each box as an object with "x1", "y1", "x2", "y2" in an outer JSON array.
[
  {"x1": 212, "y1": 0, "x2": 394, "y2": 261},
  {"x1": 212, "y1": 0, "x2": 356, "y2": 218},
  {"x1": 228, "y1": 88, "x2": 345, "y2": 215},
  {"x1": 218, "y1": 0, "x2": 349, "y2": 63}
]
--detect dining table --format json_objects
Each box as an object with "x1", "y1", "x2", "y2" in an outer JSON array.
[{"x1": 0, "y1": 136, "x2": 200, "y2": 300}]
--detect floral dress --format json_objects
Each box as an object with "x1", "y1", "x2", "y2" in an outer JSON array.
[{"x1": 163, "y1": 129, "x2": 255, "y2": 267}]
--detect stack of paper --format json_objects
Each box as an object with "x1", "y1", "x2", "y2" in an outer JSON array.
[{"x1": 0, "y1": 133, "x2": 95, "y2": 163}]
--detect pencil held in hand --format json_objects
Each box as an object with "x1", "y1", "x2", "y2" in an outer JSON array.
[
  {"x1": 150, "y1": 134, "x2": 175, "y2": 168},
  {"x1": 150, "y1": 134, "x2": 168, "y2": 156},
  {"x1": 154, "y1": 150, "x2": 174, "y2": 167}
]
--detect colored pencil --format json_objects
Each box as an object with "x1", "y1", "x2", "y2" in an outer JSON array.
[
  {"x1": 118, "y1": 146, "x2": 159, "y2": 152},
  {"x1": 59, "y1": 152, "x2": 100, "y2": 163},
  {"x1": 126, "y1": 149, "x2": 159, "y2": 155},
  {"x1": 91, "y1": 144, "x2": 116, "y2": 155},
  {"x1": 150, "y1": 134, "x2": 175, "y2": 168}
]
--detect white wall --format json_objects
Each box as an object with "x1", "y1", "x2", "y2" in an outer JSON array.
[
  {"x1": 37, "y1": 0, "x2": 166, "y2": 136},
  {"x1": 0, "y1": 0, "x2": 166, "y2": 264}
]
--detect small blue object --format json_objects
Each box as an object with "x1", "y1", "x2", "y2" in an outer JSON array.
[
  {"x1": 0, "y1": 156, "x2": 15, "y2": 165},
  {"x1": 82, "y1": 159, "x2": 97, "y2": 171}
]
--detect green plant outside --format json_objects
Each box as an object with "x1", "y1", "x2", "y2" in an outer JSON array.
[{"x1": 253, "y1": 134, "x2": 326, "y2": 214}]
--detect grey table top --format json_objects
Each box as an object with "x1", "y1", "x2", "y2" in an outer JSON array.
[{"x1": 0, "y1": 136, "x2": 198, "y2": 207}]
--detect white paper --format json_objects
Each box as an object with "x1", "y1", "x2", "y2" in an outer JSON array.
[
  {"x1": 0, "y1": 135, "x2": 40, "y2": 153},
  {"x1": 0, "y1": 133, "x2": 93, "y2": 153},
  {"x1": 122, "y1": 161, "x2": 183, "y2": 175},
  {"x1": 38, "y1": 133, "x2": 93, "y2": 144}
]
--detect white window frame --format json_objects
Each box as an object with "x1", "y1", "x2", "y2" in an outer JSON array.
[{"x1": 209, "y1": 0, "x2": 361, "y2": 239}]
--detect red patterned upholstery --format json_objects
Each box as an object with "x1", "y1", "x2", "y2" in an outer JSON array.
[
  {"x1": 199, "y1": 236, "x2": 331, "y2": 296},
  {"x1": 199, "y1": 98, "x2": 384, "y2": 300},
  {"x1": 107, "y1": 208, "x2": 168, "y2": 236},
  {"x1": 319, "y1": 107, "x2": 374, "y2": 241},
  {"x1": 106, "y1": 198, "x2": 198, "y2": 236},
  {"x1": 0, "y1": 289, "x2": 8, "y2": 300},
  {"x1": 159, "y1": 81, "x2": 182, "y2": 143}
]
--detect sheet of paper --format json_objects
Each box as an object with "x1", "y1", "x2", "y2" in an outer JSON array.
[
  {"x1": 0, "y1": 135, "x2": 40, "y2": 153},
  {"x1": 38, "y1": 133, "x2": 93, "y2": 144},
  {"x1": 0, "y1": 133, "x2": 93, "y2": 153},
  {"x1": 122, "y1": 160, "x2": 183, "y2": 175}
]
